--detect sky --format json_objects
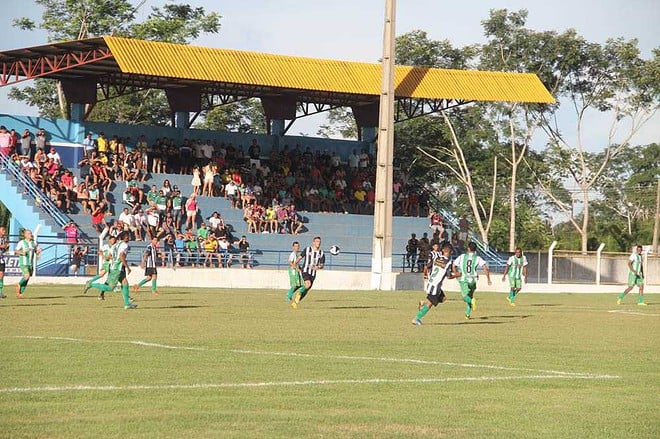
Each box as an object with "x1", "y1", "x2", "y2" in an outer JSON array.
[{"x1": 0, "y1": 0, "x2": 658, "y2": 149}]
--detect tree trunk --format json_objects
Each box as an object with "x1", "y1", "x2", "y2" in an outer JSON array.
[
  {"x1": 581, "y1": 187, "x2": 589, "y2": 253},
  {"x1": 509, "y1": 159, "x2": 517, "y2": 252}
]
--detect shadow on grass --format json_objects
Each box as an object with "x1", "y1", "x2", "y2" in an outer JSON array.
[
  {"x1": 327, "y1": 306, "x2": 390, "y2": 310},
  {"x1": 13, "y1": 303, "x2": 67, "y2": 307},
  {"x1": 528, "y1": 304, "x2": 562, "y2": 307},
  {"x1": 28, "y1": 296, "x2": 66, "y2": 299},
  {"x1": 141, "y1": 305, "x2": 207, "y2": 309},
  {"x1": 427, "y1": 315, "x2": 532, "y2": 326}
]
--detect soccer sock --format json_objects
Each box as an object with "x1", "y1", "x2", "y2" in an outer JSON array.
[
  {"x1": 0, "y1": 277, "x2": 3, "y2": 293},
  {"x1": 121, "y1": 284, "x2": 131, "y2": 306},
  {"x1": 638, "y1": 294, "x2": 644, "y2": 303},
  {"x1": 415, "y1": 303, "x2": 430, "y2": 320},
  {"x1": 91, "y1": 283, "x2": 112, "y2": 292},
  {"x1": 88, "y1": 274, "x2": 101, "y2": 284},
  {"x1": 298, "y1": 287, "x2": 308, "y2": 301},
  {"x1": 137, "y1": 278, "x2": 149, "y2": 288},
  {"x1": 19, "y1": 277, "x2": 28, "y2": 287},
  {"x1": 151, "y1": 278, "x2": 157, "y2": 292},
  {"x1": 618, "y1": 292, "x2": 626, "y2": 300},
  {"x1": 463, "y1": 295, "x2": 472, "y2": 315},
  {"x1": 286, "y1": 287, "x2": 297, "y2": 301}
]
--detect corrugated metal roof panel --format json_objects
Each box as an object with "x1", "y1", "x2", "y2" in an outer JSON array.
[{"x1": 104, "y1": 36, "x2": 555, "y2": 104}]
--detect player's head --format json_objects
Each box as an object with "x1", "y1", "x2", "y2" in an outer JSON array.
[
  {"x1": 0, "y1": 226, "x2": 5, "y2": 235},
  {"x1": 312, "y1": 236, "x2": 321, "y2": 249},
  {"x1": 441, "y1": 242, "x2": 453, "y2": 256},
  {"x1": 432, "y1": 242, "x2": 439, "y2": 251},
  {"x1": 292, "y1": 241, "x2": 300, "y2": 251},
  {"x1": 515, "y1": 247, "x2": 522, "y2": 257},
  {"x1": 467, "y1": 242, "x2": 477, "y2": 253},
  {"x1": 24, "y1": 230, "x2": 33, "y2": 240},
  {"x1": 151, "y1": 236, "x2": 158, "y2": 245},
  {"x1": 636, "y1": 245, "x2": 643, "y2": 254},
  {"x1": 120, "y1": 232, "x2": 130, "y2": 242},
  {"x1": 108, "y1": 235, "x2": 117, "y2": 244}
]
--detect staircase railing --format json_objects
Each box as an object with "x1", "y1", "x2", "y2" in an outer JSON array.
[
  {"x1": 425, "y1": 192, "x2": 507, "y2": 270},
  {"x1": 0, "y1": 153, "x2": 72, "y2": 229}
]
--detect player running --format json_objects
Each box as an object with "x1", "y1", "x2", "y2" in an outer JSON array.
[
  {"x1": 291, "y1": 236, "x2": 325, "y2": 309},
  {"x1": 413, "y1": 242, "x2": 454, "y2": 325},
  {"x1": 14, "y1": 229, "x2": 41, "y2": 298},
  {"x1": 83, "y1": 235, "x2": 116, "y2": 297},
  {"x1": 452, "y1": 242, "x2": 491, "y2": 319},
  {"x1": 502, "y1": 247, "x2": 528, "y2": 306},
  {"x1": 618, "y1": 245, "x2": 646, "y2": 306},
  {"x1": 0, "y1": 226, "x2": 8, "y2": 299},
  {"x1": 285, "y1": 241, "x2": 303, "y2": 302},
  {"x1": 87, "y1": 232, "x2": 136, "y2": 308},
  {"x1": 133, "y1": 237, "x2": 160, "y2": 296}
]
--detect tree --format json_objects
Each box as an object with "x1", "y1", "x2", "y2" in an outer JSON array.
[
  {"x1": 194, "y1": 99, "x2": 266, "y2": 134},
  {"x1": 532, "y1": 36, "x2": 659, "y2": 252},
  {"x1": 11, "y1": 0, "x2": 221, "y2": 124}
]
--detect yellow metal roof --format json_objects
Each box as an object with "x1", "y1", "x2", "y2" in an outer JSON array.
[{"x1": 104, "y1": 36, "x2": 555, "y2": 104}]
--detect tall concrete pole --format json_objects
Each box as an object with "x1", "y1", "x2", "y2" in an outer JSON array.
[
  {"x1": 371, "y1": 0, "x2": 396, "y2": 290},
  {"x1": 653, "y1": 177, "x2": 659, "y2": 254}
]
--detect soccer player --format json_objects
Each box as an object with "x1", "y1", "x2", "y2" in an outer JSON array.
[
  {"x1": 133, "y1": 236, "x2": 159, "y2": 296},
  {"x1": 423, "y1": 242, "x2": 442, "y2": 280},
  {"x1": 618, "y1": 245, "x2": 646, "y2": 306},
  {"x1": 14, "y1": 230, "x2": 42, "y2": 298},
  {"x1": 413, "y1": 242, "x2": 454, "y2": 325},
  {"x1": 0, "y1": 226, "x2": 8, "y2": 299},
  {"x1": 87, "y1": 232, "x2": 136, "y2": 308},
  {"x1": 84, "y1": 236, "x2": 116, "y2": 296},
  {"x1": 285, "y1": 241, "x2": 303, "y2": 302},
  {"x1": 502, "y1": 247, "x2": 528, "y2": 306},
  {"x1": 452, "y1": 242, "x2": 491, "y2": 319},
  {"x1": 291, "y1": 236, "x2": 325, "y2": 309}
]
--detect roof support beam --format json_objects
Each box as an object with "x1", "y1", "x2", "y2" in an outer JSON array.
[{"x1": 0, "y1": 46, "x2": 112, "y2": 86}]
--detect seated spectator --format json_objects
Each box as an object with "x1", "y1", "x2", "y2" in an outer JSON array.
[
  {"x1": 217, "y1": 235, "x2": 231, "y2": 268},
  {"x1": 202, "y1": 234, "x2": 219, "y2": 268},
  {"x1": 235, "y1": 235, "x2": 252, "y2": 269}
]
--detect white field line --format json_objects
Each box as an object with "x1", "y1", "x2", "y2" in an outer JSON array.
[
  {"x1": 0, "y1": 375, "x2": 619, "y2": 394},
  {"x1": 11, "y1": 336, "x2": 620, "y2": 379},
  {"x1": 608, "y1": 310, "x2": 660, "y2": 316}
]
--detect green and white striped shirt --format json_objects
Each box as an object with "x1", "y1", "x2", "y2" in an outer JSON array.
[
  {"x1": 506, "y1": 255, "x2": 528, "y2": 280},
  {"x1": 16, "y1": 239, "x2": 36, "y2": 267}
]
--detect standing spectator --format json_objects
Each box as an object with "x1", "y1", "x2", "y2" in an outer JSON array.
[
  {"x1": 185, "y1": 194, "x2": 198, "y2": 230},
  {"x1": 63, "y1": 221, "x2": 79, "y2": 244},
  {"x1": 459, "y1": 214, "x2": 470, "y2": 242},
  {"x1": 0, "y1": 126, "x2": 11, "y2": 156},
  {"x1": 82, "y1": 133, "x2": 96, "y2": 158},
  {"x1": 406, "y1": 233, "x2": 419, "y2": 272},
  {"x1": 429, "y1": 211, "x2": 444, "y2": 235},
  {"x1": 70, "y1": 246, "x2": 87, "y2": 276},
  {"x1": 35, "y1": 128, "x2": 47, "y2": 153},
  {"x1": 91, "y1": 202, "x2": 108, "y2": 233},
  {"x1": 8, "y1": 129, "x2": 18, "y2": 154},
  {"x1": 20, "y1": 129, "x2": 33, "y2": 157},
  {"x1": 191, "y1": 166, "x2": 201, "y2": 196}
]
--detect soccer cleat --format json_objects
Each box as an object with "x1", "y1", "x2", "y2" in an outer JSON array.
[
  {"x1": 290, "y1": 301, "x2": 297, "y2": 309},
  {"x1": 637, "y1": 302, "x2": 647, "y2": 306},
  {"x1": 412, "y1": 319, "x2": 423, "y2": 325},
  {"x1": 0, "y1": 293, "x2": 6, "y2": 299},
  {"x1": 464, "y1": 314, "x2": 471, "y2": 320},
  {"x1": 124, "y1": 303, "x2": 138, "y2": 310},
  {"x1": 83, "y1": 282, "x2": 91, "y2": 295},
  {"x1": 98, "y1": 292, "x2": 105, "y2": 301},
  {"x1": 617, "y1": 298, "x2": 622, "y2": 305}
]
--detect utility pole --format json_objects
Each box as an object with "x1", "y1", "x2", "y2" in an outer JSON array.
[
  {"x1": 371, "y1": 0, "x2": 396, "y2": 290},
  {"x1": 653, "y1": 177, "x2": 659, "y2": 254}
]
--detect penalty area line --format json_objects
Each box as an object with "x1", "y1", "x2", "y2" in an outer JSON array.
[
  {"x1": 0, "y1": 374, "x2": 620, "y2": 394},
  {"x1": 608, "y1": 310, "x2": 659, "y2": 316}
]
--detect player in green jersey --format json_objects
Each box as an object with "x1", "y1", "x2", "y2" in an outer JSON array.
[
  {"x1": 618, "y1": 245, "x2": 646, "y2": 306},
  {"x1": 83, "y1": 236, "x2": 116, "y2": 296},
  {"x1": 285, "y1": 241, "x2": 303, "y2": 302},
  {"x1": 87, "y1": 232, "x2": 136, "y2": 308},
  {"x1": 452, "y1": 242, "x2": 491, "y2": 319},
  {"x1": 0, "y1": 226, "x2": 8, "y2": 298},
  {"x1": 14, "y1": 229, "x2": 42, "y2": 298},
  {"x1": 502, "y1": 247, "x2": 528, "y2": 306}
]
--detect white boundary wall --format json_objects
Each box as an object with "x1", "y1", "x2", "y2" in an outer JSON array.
[{"x1": 7, "y1": 269, "x2": 659, "y2": 293}]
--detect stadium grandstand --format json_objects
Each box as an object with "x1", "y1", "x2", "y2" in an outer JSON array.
[{"x1": 0, "y1": 36, "x2": 553, "y2": 277}]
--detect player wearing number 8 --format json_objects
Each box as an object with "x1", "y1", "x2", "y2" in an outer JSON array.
[
  {"x1": 452, "y1": 242, "x2": 491, "y2": 319},
  {"x1": 502, "y1": 247, "x2": 528, "y2": 306},
  {"x1": 14, "y1": 229, "x2": 42, "y2": 298}
]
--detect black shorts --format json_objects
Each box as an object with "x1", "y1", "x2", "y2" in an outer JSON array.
[
  {"x1": 0, "y1": 262, "x2": 5, "y2": 273},
  {"x1": 426, "y1": 288, "x2": 446, "y2": 307},
  {"x1": 118, "y1": 267, "x2": 127, "y2": 283},
  {"x1": 145, "y1": 267, "x2": 157, "y2": 277},
  {"x1": 301, "y1": 272, "x2": 316, "y2": 287}
]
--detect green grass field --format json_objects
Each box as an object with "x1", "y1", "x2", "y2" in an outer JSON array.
[{"x1": 1, "y1": 284, "x2": 658, "y2": 438}]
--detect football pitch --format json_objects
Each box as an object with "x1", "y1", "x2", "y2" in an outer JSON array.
[{"x1": 1, "y1": 285, "x2": 658, "y2": 438}]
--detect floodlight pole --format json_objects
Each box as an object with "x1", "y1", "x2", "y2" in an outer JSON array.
[{"x1": 371, "y1": 0, "x2": 396, "y2": 290}]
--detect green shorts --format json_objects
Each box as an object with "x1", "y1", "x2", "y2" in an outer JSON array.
[
  {"x1": 288, "y1": 268, "x2": 302, "y2": 288},
  {"x1": 107, "y1": 268, "x2": 126, "y2": 289},
  {"x1": 20, "y1": 265, "x2": 33, "y2": 277},
  {"x1": 508, "y1": 277, "x2": 522, "y2": 289},
  {"x1": 101, "y1": 261, "x2": 110, "y2": 272},
  {"x1": 459, "y1": 281, "x2": 476, "y2": 298},
  {"x1": 627, "y1": 273, "x2": 643, "y2": 287}
]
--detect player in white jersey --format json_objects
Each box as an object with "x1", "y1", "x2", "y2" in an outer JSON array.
[
  {"x1": 502, "y1": 247, "x2": 528, "y2": 306},
  {"x1": 412, "y1": 242, "x2": 454, "y2": 325},
  {"x1": 291, "y1": 236, "x2": 325, "y2": 309}
]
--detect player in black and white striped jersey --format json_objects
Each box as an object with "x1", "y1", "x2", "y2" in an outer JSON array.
[
  {"x1": 291, "y1": 236, "x2": 325, "y2": 308},
  {"x1": 133, "y1": 236, "x2": 160, "y2": 296}
]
